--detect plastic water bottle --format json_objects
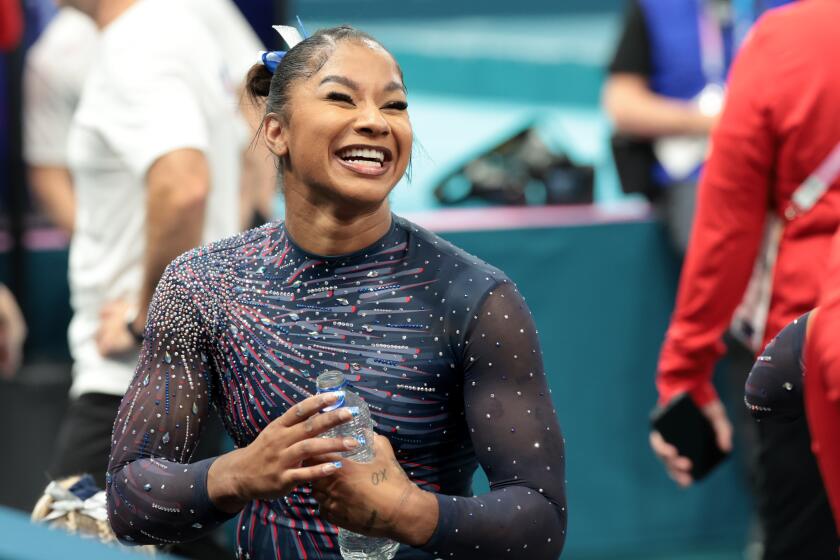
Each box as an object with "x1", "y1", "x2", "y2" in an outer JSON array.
[{"x1": 316, "y1": 370, "x2": 400, "y2": 560}]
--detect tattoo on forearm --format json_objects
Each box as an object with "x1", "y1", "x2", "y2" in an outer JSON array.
[{"x1": 371, "y1": 468, "x2": 387, "y2": 485}]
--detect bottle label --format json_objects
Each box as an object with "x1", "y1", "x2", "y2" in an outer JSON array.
[{"x1": 319, "y1": 390, "x2": 346, "y2": 412}]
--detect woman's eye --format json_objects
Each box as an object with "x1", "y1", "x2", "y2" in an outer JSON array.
[
  {"x1": 385, "y1": 101, "x2": 408, "y2": 111},
  {"x1": 326, "y1": 92, "x2": 354, "y2": 104}
]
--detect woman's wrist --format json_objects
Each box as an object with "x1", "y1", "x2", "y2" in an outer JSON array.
[
  {"x1": 207, "y1": 449, "x2": 249, "y2": 514},
  {"x1": 389, "y1": 486, "x2": 439, "y2": 547}
]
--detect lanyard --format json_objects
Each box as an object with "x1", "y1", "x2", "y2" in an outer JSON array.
[
  {"x1": 697, "y1": 0, "x2": 727, "y2": 85},
  {"x1": 787, "y1": 142, "x2": 840, "y2": 219}
]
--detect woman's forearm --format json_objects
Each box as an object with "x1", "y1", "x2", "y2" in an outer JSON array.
[{"x1": 389, "y1": 486, "x2": 439, "y2": 547}]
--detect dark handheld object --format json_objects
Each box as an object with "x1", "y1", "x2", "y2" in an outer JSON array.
[{"x1": 651, "y1": 393, "x2": 728, "y2": 480}]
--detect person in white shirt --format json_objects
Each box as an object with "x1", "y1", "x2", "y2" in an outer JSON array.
[
  {"x1": 24, "y1": 6, "x2": 98, "y2": 235},
  {"x1": 24, "y1": 2, "x2": 273, "y2": 238},
  {"x1": 45, "y1": 0, "x2": 243, "y2": 489}
]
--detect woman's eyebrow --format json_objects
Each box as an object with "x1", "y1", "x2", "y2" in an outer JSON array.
[
  {"x1": 319, "y1": 75, "x2": 406, "y2": 94},
  {"x1": 319, "y1": 75, "x2": 358, "y2": 90},
  {"x1": 384, "y1": 81, "x2": 406, "y2": 93}
]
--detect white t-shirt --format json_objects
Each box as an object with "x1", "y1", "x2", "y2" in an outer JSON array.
[
  {"x1": 66, "y1": 0, "x2": 243, "y2": 397},
  {"x1": 181, "y1": 0, "x2": 263, "y2": 83},
  {"x1": 23, "y1": 8, "x2": 97, "y2": 166},
  {"x1": 24, "y1": 0, "x2": 261, "y2": 167}
]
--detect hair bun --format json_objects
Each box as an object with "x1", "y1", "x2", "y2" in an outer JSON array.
[{"x1": 246, "y1": 63, "x2": 273, "y2": 100}]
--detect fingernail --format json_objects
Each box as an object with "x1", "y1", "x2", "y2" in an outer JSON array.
[
  {"x1": 346, "y1": 406, "x2": 360, "y2": 418},
  {"x1": 324, "y1": 461, "x2": 342, "y2": 473},
  {"x1": 355, "y1": 435, "x2": 366, "y2": 447}
]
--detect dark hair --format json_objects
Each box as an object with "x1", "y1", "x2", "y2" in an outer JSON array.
[{"x1": 246, "y1": 25, "x2": 404, "y2": 119}]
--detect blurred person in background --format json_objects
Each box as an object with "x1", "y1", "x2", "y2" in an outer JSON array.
[
  {"x1": 23, "y1": 5, "x2": 97, "y2": 236},
  {"x1": 24, "y1": 0, "x2": 274, "y2": 238},
  {"x1": 105, "y1": 24, "x2": 567, "y2": 559},
  {"x1": 603, "y1": 0, "x2": 735, "y2": 255},
  {"x1": 649, "y1": 2, "x2": 840, "y2": 558},
  {"x1": 46, "y1": 0, "x2": 243, "y2": 496},
  {"x1": 0, "y1": 283, "x2": 26, "y2": 379}
]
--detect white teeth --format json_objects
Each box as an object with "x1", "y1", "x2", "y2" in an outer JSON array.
[
  {"x1": 338, "y1": 147, "x2": 385, "y2": 162},
  {"x1": 345, "y1": 159, "x2": 380, "y2": 168}
]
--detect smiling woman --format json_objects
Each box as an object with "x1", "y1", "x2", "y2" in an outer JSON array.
[
  {"x1": 246, "y1": 26, "x2": 410, "y2": 228},
  {"x1": 106, "y1": 25, "x2": 568, "y2": 560}
]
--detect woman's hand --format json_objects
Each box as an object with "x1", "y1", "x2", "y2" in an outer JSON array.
[
  {"x1": 311, "y1": 435, "x2": 439, "y2": 547},
  {"x1": 96, "y1": 299, "x2": 140, "y2": 357},
  {"x1": 207, "y1": 392, "x2": 361, "y2": 513},
  {"x1": 0, "y1": 283, "x2": 26, "y2": 379}
]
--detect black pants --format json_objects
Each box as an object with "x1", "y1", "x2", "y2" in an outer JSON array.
[
  {"x1": 48, "y1": 393, "x2": 120, "y2": 486},
  {"x1": 48, "y1": 392, "x2": 230, "y2": 560},
  {"x1": 754, "y1": 416, "x2": 838, "y2": 560}
]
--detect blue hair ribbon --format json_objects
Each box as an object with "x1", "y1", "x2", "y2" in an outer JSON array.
[{"x1": 260, "y1": 50, "x2": 286, "y2": 73}]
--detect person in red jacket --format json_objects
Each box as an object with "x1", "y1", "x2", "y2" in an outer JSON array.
[
  {"x1": 0, "y1": 0, "x2": 23, "y2": 52},
  {"x1": 649, "y1": 2, "x2": 840, "y2": 557},
  {"x1": 805, "y1": 228, "x2": 840, "y2": 540}
]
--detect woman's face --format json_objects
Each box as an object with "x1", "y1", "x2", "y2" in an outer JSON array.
[{"x1": 268, "y1": 41, "x2": 412, "y2": 210}]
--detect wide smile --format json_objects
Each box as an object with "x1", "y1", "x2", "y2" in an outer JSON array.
[{"x1": 333, "y1": 144, "x2": 393, "y2": 177}]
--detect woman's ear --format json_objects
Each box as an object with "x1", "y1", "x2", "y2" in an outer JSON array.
[{"x1": 263, "y1": 113, "x2": 289, "y2": 158}]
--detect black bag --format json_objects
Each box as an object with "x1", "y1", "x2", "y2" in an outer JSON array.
[
  {"x1": 434, "y1": 126, "x2": 594, "y2": 206},
  {"x1": 610, "y1": 133, "x2": 659, "y2": 201}
]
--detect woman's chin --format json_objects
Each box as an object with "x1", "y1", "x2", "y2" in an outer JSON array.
[
  {"x1": 339, "y1": 186, "x2": 393, "y2": 210},
  {"x1": 327, "y1": 176, "x2": 397, "y2": 208}
]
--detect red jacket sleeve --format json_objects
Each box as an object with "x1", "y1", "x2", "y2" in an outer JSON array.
[
  {"x1": 656, "y1": 24, "x2": 779, "y2": 407},
  {"x1": 0, "y1": 0, "x2": 23, "y2": 52}
]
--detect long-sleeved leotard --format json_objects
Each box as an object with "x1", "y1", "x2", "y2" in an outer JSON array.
[{"x1": 107, "y1": 216, "x2": 567, "y2": 559}]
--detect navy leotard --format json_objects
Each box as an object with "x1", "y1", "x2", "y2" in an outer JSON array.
[{"x1": 107, "y1": 215, "x2": 567, "y2": 559}]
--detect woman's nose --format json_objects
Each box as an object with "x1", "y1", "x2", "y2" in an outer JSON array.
[{"x1": 353, "y1": 104, "x2": 389, "y2": 137}]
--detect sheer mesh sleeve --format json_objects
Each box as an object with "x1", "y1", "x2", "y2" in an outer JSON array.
[
  {"x1": 422, "y1": 281, "x2": 567, "y2": 558},
  {"x1": 106, "y1": 263, "x2": 235, "y2": 545},
  {"x1": 744, "y1": 312, "x2": 809, "y2": 422}
]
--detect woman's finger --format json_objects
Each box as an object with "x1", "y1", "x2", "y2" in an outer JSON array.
[
  {"x1": 290, "y1": 407, "x2": 356, "y2": 440},
  {"x1": 306, "y1": 450, "x2": 345, "y2": 468},
  {"x1": 279, "y1": 392, "x2": 343, "y2": 427},
  {"x1": 284, "y1": 436, "x2": 358, "y2": 465},
  {"x1": 282, "y1": 462, "x2": 343, "y2": 488}
]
